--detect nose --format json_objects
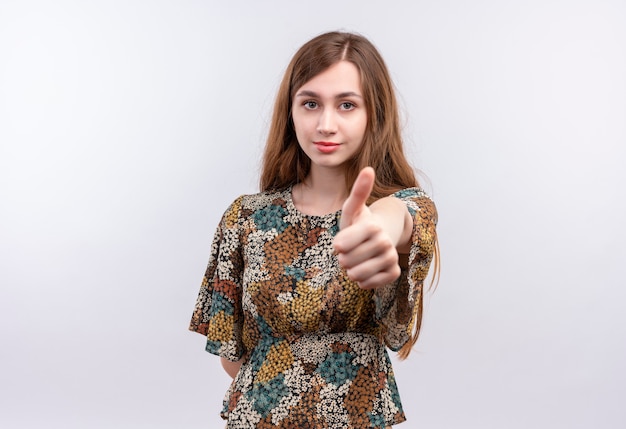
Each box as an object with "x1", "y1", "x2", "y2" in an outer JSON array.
[{"x1": 316, "y1": 108, "x2": 337, "y2": 135}]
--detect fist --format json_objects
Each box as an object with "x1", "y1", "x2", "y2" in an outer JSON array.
[{"x1": 333, "y1": 167, "x2": 401, "y2": 289}]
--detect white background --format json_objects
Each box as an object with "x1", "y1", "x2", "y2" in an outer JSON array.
[{"x1": 1, "y1": 0, "x2": 625, "y2": 428}]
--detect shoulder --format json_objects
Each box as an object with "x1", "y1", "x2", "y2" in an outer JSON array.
[
  {"x1": 221, "y1": 188, "x2": 291, "y2": 222},
  {"x1": 238, "y1": 188, "x2": 290, "y2": 211},
  {"x1": 391, "y1": 188, "x2": 437, "y2": 223}
]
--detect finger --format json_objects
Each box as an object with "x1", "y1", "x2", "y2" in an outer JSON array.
[
  {"x1": 357, "y1": 270, "x2": 401, "y2": 289},
  {"x1": 344, "y1": 251, "x2": 399, "y2": 283},
  {"x1": 347, "y1": 264, "x2": 401, "y2": 289},
  {"x1": 333, "y1": 220, "x2": 380, "y2": 254},
  {"x1": 335, "y1": 227, "x2": 392, "y2": 266},
  {"x1": 340, "y1": 166, "x2": 375, "y2": 229}
]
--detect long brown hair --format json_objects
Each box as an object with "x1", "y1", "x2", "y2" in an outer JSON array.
[
  {"x1": 260, "y1": 31, "x2": 439, "y2": 357},
  {"x1": 260, "y1": 31, "x2": 417, "y2": 200}
]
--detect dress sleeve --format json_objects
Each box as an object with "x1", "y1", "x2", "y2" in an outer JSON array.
[
  {"x1": 189, "y1": 196, "x2": 245, "y2": 361},
  {"x1": 374, "y1": 188, "x2": 438, "y2": 351}
]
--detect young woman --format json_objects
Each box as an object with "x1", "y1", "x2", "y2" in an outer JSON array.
[{"x1": 190, "y1": 31, "x2": 438, "y2": 429}]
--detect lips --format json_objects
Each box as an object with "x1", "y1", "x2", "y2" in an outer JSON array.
[{"x1": 314, "y1": 141, "x2": 340, "y2": 153}]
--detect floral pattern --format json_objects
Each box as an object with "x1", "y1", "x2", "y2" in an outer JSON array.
[{"x1": 190, "y1": 187, "x2": 437, "y2": 428}]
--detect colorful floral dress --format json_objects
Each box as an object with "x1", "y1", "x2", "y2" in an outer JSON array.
[{"x1": 189, "y1": 187, "x2": 437, "y2": 428}]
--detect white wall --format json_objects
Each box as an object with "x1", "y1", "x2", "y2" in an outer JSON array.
[{"x1": 1, "y1": 1, "x2": 625, "y2": 428}]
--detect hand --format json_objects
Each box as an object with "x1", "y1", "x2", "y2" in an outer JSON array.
[{"x1": 333, "y1": 167, "x2": 401, "y2": 289}]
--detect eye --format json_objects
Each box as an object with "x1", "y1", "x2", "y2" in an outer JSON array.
[
  {"x1": 339, "y1": 102, "x2": 356, "y2": 111},
  {"x1": 303, "y1": 101, "x2": 318, "y2": 110}
]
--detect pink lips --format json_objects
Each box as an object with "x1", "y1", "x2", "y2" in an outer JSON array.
[{"x1": 314, "y1": 142, "x2": 340, "y2": 153}]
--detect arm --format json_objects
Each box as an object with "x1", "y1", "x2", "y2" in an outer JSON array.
[
  {"x1": 220, "y1": 356, "x2": 243, "y2": 379},
  {"x1": 369, "y1": 195, "x2": 413, "y2": 254},
  {"x1": 189, "y1": 197, "x2": 247, "y2": 376},
  {"x1": 333, "y1": 167, "x2": 413, "y2": 289}
]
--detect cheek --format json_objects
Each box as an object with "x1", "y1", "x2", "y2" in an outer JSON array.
[
  {"x1": 355, "y1": 116, "x2": 368, "y2": 139},
  {"x1": 294, "y1": 124, "x2": 307, "y2": 144},
  {"x1": 292, "y1": 112, "x2": 309, "y2": 135},
  {"x1": 292, "y1": 116, "x2": 311, "y2": 146}
]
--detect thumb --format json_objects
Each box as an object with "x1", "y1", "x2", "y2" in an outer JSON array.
[{"x1": 340, "y1": 166, "x2": 375, "y2": 229}]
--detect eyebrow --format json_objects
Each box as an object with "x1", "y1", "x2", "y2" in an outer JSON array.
[{"x1": 295, "y1": 90, "x2": 363, "y2": 99}]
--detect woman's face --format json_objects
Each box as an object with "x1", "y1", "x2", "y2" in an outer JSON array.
[{"x1": 292, "y1": 61, "x2": 367, "y2": 174}]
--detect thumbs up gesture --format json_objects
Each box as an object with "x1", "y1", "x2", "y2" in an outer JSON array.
[{"x1": 333, "y1": 167, "x2": 409, "y2": 289}]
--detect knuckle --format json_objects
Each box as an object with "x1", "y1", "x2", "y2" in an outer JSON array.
[
  {"x1": 383, "y1": 250, "x2": 398, "y2": 266},
  {"x1": 392, "y1": 264, "x2": 401, "y2": 278},
  {"x1": 365, "y1": 222, "x2": 381, "y2": 235}
]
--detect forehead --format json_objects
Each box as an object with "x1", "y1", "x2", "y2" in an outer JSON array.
[{"x1": 295, "y1": 61, "x2": 362, "y2": 95}]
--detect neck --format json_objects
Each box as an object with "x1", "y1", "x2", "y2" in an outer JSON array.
[{"x1": 293, "y1": 166, "x2": 348, "y2": 216}]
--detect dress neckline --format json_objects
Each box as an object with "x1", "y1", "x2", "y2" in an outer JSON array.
[{"x1": 285, "y1": 186, "x2": 342, "y2": 220}]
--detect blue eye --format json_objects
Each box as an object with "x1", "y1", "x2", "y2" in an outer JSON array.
[
  {"x1": 340, "y1": 102, "x2": 355, "y2": 110},
  {"x1": 304, "y1": 101, "x2": 318, "y2": 109}
]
